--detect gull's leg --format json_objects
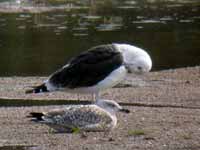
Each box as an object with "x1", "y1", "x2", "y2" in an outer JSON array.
[
  {"x1": 80, "y1": 131, "x2": 88, "y2": 139},
  {"x1": 77, "y1": 93, "x2": 79, "y2": 101},
  {"x1": 95, "y1": 91, "x2": 100, "y2": 102},
  {"x1": 92, "y1": 94, "x2": 95, "y2": 101}
]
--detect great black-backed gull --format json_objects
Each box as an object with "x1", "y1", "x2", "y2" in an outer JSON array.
[
  {"x1": 26, "y1": 44, "x2": 152, "y2": 101},
  {"x1": 28, "y1": 99, "x2": 130, "y2": 132}
]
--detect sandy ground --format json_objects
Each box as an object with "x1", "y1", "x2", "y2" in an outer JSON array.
[{"x1": 0, "y1": 66, "x2": 200, "y2": 150}]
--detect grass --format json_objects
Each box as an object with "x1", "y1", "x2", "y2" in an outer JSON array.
[
  {"x1": 128, "y1": 129, "x2": 146, "y2": 136},
  {"x1": 178, "y1": 133, "x2": 192, "y2": 140},
  {"x1": 72, "y1": 127, "x2": 81, "y2": 134},
  {"x1": 0, "y1": 99, "x2": 91, "y2": 107}
]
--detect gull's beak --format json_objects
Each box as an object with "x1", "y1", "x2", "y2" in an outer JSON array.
[
  {"x1": 134, "y1": 71, "x2": 143, "y2": 75},
  {"x1": 127, "y1": 69, "x2": 132, "y2": 74},
  {"x1": 124, "y1": 63, "x2": 132, "y2": 73},
  {"x1": 119, "y1": 108, "x2": 130, "y2": 113}
]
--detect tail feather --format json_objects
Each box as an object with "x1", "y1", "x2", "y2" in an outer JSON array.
[
  {"x1": 25, "y1": 83, "x2": 49, "y2": 94},
  {"x1": 27, "y1": 112, "x2": 45, "y2": 121}
]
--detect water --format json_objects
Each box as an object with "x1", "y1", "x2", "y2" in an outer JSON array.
[{"x1": 0, "y1": 0, "x2": 199, "y2": 76}]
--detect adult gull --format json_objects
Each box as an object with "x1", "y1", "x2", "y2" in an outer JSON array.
[{"x1": 26, "y1": 43, "x2": 152, "y2": 101}]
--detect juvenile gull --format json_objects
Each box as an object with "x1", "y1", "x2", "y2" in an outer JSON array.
[
  {"x1": 28, "y1": 99, "x2": 130, "y2": 132},
  {"x1": 26, "y1": 43, "x2": 152, "y2": 101}
]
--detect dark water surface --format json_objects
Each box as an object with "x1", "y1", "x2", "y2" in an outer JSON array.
[{"x1": 0, "y1": 0, "x2": 199, "y2": 76}]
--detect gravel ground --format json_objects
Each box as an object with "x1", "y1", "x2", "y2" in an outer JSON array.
[{"x1": 0, "y1": 66, "x2": 200, "y2": 150}]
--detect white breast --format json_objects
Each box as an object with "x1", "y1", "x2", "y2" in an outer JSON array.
[{"x1": 96, "y1": 65, "x2": 127, "y2": 90}]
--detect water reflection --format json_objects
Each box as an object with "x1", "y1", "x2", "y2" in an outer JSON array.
[
  {"x1": 133, "y1": 20, "x2": 166, "y2": 24},
  {"x1": 0, "y1": 0, "x2": 199, "y2": 76}
]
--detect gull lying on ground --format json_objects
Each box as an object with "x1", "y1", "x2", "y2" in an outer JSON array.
[
  {"x1": 26, "y1": 43, "x2": 152, "y2": 101},
  {"x1": 28, "y1": 99, "x2": 130, "y2": 132}
]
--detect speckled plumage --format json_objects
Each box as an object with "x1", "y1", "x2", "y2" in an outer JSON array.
[
  {"x1": 28, "y1": 100, "x2": 129, "y2": 132},
  {"x1": 44, "y1": 105, "x2": 113, "y2": 132}
]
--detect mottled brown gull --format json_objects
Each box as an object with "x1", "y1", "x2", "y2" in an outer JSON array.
[{"x1": 28, "y1": 99, "x2": 130, "y2": 132}]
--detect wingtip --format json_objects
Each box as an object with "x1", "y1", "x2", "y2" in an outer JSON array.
[
  {"x1": 27, "y1": 112, "x2": 44, "y2": 121},
  {"x1": 25, "y1": 83, "x2": 49, "y2": 94}
]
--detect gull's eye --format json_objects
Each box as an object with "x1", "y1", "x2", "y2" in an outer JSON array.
[
  {"x1": 137, "y1": 66, "x2": 142, "y2": 70},
  {"x1": 107, "y1": 103, "x2": 115, "y2": 108}
]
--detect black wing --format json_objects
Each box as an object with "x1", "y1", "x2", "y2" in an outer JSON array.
[{"x1": 48, "y1": 44, "x2": 123, "y2": 88}]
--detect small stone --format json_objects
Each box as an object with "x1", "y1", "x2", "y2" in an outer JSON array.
[
  {"x1": 185, "y1": 80, "x2": 191, "y2": 84},
  {"x1": 108, "y1": 137, "x2": 114, "y2": 141}
]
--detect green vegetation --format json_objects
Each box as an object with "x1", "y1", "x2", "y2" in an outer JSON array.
[
  {"x1": 127, "y1": 129, "x2": 146, "y2": 136},
  {"x1": 0, "y1": 99, "x2": 91, "y2": 107},
  {"x1": 178, "y1": 133, "x2": 192, "y2": 140},
  {"x1": 72, "y1": 127, "x2": 81, "y2": 134}
]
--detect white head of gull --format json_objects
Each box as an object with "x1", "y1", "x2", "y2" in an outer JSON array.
[{"x1": 114, "y1": 44, "x2": 152, "y2": 74}]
